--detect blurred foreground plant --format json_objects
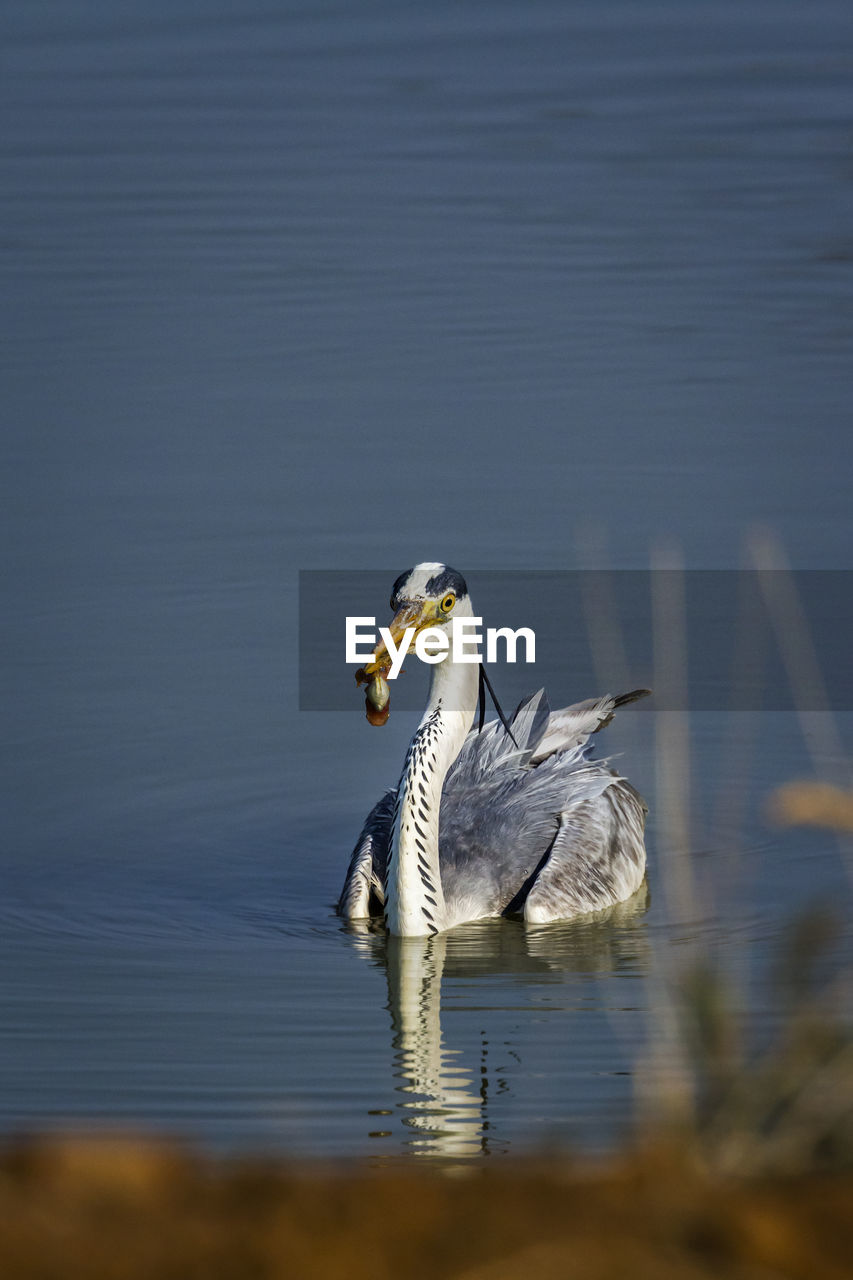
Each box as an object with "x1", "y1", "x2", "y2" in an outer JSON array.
[
  {"x1": 639, "y1": 773, "x2": 853, "y2": 1178},
  {"x1": 665, "y1": 910, "x2": 852, "y2": 1177}
]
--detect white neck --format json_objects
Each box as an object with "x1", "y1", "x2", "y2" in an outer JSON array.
[{"x1": 384, "y1": 603, "x2": 479, "y2": 936}]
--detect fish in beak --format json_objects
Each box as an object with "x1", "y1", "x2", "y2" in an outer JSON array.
[{"x1": 354, "y1": 600, "x2": 440, "y2": 726}]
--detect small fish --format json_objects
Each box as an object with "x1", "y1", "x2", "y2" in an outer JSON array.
[
  {"x1": 355, "y1": 665, "x2": 391, "y2": 726},
  {"x1": 366, "y1": 671, "x2": 390, "y2": 713}
]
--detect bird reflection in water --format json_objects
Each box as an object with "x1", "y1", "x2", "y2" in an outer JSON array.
[{"x1": 344, "y1": 884, "x2": 651, "y2": 1158}]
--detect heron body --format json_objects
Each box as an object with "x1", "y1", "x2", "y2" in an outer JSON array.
[{"x1": 339, "y1": 563, "x2": 649, "y2": 937}]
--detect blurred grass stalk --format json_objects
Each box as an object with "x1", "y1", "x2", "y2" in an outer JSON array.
[
  {"x1": 632, "y1": 530, "x2": 852, "y2": 1172},
  {"x1": 635, "y1": 539, "x2": 698, "y2": 1134},
  {"x1": 748, "y1": 527, "x2": 849, "y2": 789}
]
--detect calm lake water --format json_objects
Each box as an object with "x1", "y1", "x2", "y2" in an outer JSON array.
[{"x1": 1, "y1": 0, "x2": 851, "y2": 1159}]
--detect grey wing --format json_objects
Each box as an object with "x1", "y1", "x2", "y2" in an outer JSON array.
[
  {"x1": 338, "y1": 788, "x2": 395, "y2": 918},
  {"x1": 528, "y1": 687, "x2": 650, "y2": 764},
  {"x1": 438, "y1": 690, "x2": 555, "y2": 917},
  {"x1": 439, "y1": 753, "x2": 627, "y2": 921},
  {"x1": 439, "y1": 689, "x2": 649, "y2": 923},
  {"x1": 522, "y1": 780, "x2": 648, "y2": 923},
  {"x1": 446, "y1": 688, "x2": 552, "y2": 786},
  {"x1": 448, "y1": 687, "x2": 650, "y2": 782}
]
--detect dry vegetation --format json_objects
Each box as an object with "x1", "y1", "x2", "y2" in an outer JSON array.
[{"x1": 1, "y1": 1135, "x2": 852, "y2": 1280}]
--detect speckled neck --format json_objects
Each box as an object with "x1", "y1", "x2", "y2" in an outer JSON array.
[{"x1": 383, "y1": 621, "x2": 479, "y2": 937}]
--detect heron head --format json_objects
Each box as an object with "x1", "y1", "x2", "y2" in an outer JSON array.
[{"x1": 361, "y1": 562, "x2": 470, "y2": 678}]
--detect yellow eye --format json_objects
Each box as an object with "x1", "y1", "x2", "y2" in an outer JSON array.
[{"x1": 440, "y1": 593, "x2": 455, "y2": 613}]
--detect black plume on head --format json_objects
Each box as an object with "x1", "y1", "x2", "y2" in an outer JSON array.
[
  {"x1": 390, "y1": 564, "x2": 469, "y2": 609},
  {"x1": 425, "y1": 566, "x2": 468, "y2": 599}
]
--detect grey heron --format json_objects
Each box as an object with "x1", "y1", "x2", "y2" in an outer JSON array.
[{"x1": 339, "y1": 563, "x2": 649, "y2": 937}]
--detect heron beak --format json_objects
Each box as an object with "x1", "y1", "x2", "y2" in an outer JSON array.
[{"x1": 362, "y1": 601, "x2": 433, "y2": 677}]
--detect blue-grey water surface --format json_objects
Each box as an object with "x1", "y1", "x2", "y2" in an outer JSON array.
[{"x1": 1, "y1": 0, "x2": 852, "y2": 1159}]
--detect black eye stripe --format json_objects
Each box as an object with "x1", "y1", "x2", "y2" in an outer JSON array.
[
  {"x1": 424, "y1": 567, "x2": 467, "y2": 600},
  {"x1": 390, "y1": 566, "x2": 468, "y2": 611}
]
